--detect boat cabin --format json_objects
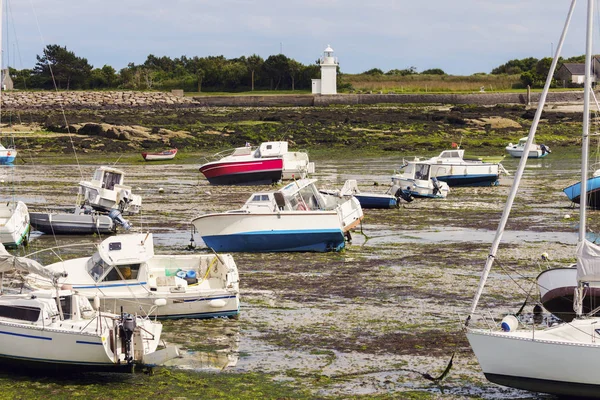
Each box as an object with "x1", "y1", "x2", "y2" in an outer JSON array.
[
  {"x1": 434, "y1": 149, "x2": 465, "y2": 162},
  {"x1": 401, "y1": 162, "x2": 432, "y2": 180},
  {"x1": 0, "y1": 290, "x2": 94, "y2": 323},
  {"x1": 91, "y1": 166, "x2": 126, "y2": 190}
]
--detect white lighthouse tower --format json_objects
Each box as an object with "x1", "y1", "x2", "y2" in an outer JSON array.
[{"x1": 311, "y1": 45, "x2": 338, "y2": 95}]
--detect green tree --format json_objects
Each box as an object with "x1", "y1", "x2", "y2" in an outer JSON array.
[
  {"x1": 363, "y1": 68, "x2": 384, "y2": 75},
  {"x1": 33, "y1": 44, "x2": 93, "y2": 89},
  {"x1": 288, "y1": 59, "x2": 302, "y2": 91},
  {"x1": 263, "y1": 54, "x2": 289, "y2": 90},
  {"x1": 421, "y1": 68, "x2": 446, "y2": 75},
  {"x1": 246, "y1": 54, "x2": 263, "y2": 91}
]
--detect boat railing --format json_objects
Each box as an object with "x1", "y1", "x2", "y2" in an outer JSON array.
[
  {"x1": 201, "y1": 146, "x2": 258, "y2": 164},
  {"x1": 460, "y1": 310, "x2": 558, "y2": 333}
]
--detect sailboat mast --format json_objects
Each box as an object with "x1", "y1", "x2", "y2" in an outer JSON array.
[
  {"x1": 466, "y1": 0, "x2": 578, "y2": 323},
  {"x1": 579, "y1": 0, "x2": 593, "y2": 239}
]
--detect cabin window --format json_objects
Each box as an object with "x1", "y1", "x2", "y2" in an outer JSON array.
[
  {"x1": 0, "y1": 305, "x2": 40, "y2": 322},
  {"x1": 414, "y1": 164, "x2": 430, "y2": 180},
  {"x1": 87, "y1": 253, "x2": 110, "y2": 282},
  {"x1": 252, "y1": 195, "x2": 270, "y2": 202},
  {"x1": 59, "y1": 296, "x2": 73, "y2": 320},
  {"x1": 102, "y1": 172, "x2": 122, "y2": 190}
]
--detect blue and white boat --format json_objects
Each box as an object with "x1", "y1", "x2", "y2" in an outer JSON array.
[
  {"x1": 191, "y1": 179, "x2": 364, "y2": 252},
  {"x1": 506, "y1": 137, "x2": 551, "y2": 158},
  {"x1": 322, "y1": 180, "x2": 399, "y2": 208},
  {"x1": 30, "y1": 233, "x2": 240, "y2": 320},
  {"x1": 563, "y1": 169, "x2": 600, "y2": 208},
  {"x1": 0, "y1": 143, "x2": 15, "y2": 164},
  {"x1": 391, "y1": 161, "x2": 450, "y2": 199},
  {"x1": 404, "y1": 149, "x2": 504, "y2": 187}
]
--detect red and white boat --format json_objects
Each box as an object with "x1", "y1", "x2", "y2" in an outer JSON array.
[
  {"x1": 199, "y1": 141, "x2": 315, "y2": 185},
  {"x1": 141, "y1": 148, "x2": 177, "y2": 161}
]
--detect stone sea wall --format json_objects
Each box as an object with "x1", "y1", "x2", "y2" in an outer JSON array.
[{"x1": 1, "y1": 90, "x2": 584, "y2": 110}]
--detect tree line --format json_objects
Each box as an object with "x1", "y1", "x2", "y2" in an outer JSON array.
[
  {"x1": 7, "y1": 44, "x2": 590, "y2": 91},
  {"x1": 10, "y1": 44, "x2": 323, "y2": 92}
]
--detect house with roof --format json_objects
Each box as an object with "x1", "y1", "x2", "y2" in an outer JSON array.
[{"x1": 555, "y1": 58, "x2": 600, "y2": 87}]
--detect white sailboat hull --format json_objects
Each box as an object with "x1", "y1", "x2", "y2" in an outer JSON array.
[
  {"x1": 468, "y1": 321, "x2": 600, "y2": 397},
  {"x1": 0, "y1": 201, "x2": 29, "y2": 247}
]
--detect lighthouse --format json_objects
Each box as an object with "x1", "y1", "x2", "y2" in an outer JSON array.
[{"x1": 311, "y1": 45, "x2": 338, "y2": 95}]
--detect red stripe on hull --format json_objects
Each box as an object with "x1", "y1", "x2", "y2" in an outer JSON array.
[{"x1": 200, "y1": 159, "x2": 283, "y2": 180}]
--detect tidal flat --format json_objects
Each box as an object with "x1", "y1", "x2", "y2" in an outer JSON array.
[{"x1": 0, "y1": 146, "x2": 588, "y2": 399}]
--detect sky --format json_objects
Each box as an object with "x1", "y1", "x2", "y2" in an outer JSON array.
[{"x1": 3, "y1": 0, "x2": 597, "y2": 76}]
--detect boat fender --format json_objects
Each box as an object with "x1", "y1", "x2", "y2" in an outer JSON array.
[
  {"x1": 500, "y1": 315, "x2": 519, "y2": 332},
  {"x1": 209, "y1": 299, "x2": 227, "y2": 308},
  {"x1": 93, "y1": 295, "x2": 100, "y2": 310},
  {"x1": 154, "y1": 298, "x2": 167, "y2": 307}
]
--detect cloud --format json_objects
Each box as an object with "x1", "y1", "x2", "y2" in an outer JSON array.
[{"x1": 5, "y1": 0, "x2": 592, "y2": 75}]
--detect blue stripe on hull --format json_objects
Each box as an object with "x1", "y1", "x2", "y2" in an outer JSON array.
[
  {"x1": 354, "y1": 194, "x2": 397, "y2": 209},
  {"x1": 437, "y1": 175, "x2": 499, "y2": 187},
  {"x1": 202, "y1": 230, "x2": 345, "y2": 252}
]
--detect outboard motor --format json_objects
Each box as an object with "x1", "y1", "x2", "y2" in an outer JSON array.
[
  {"x1": 396, "y1": 187, "x2": 414, "y2": 203},
  {"x1": 119, "y1": 313, "x2": 137, "y2": 364},
  {"x1": 540, "y1": 144, "x2": 551, "y2": 155},
  {"x1": 108, "y1": 209, "x2": 132, "y2": 230},
  {"x1": 431, "y1": 177, "x2": 442, "y2": 196}
]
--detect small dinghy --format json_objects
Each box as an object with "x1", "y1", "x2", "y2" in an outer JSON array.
[{"x1": 141, "y1": 148, "x2": 177, "y2": 161}]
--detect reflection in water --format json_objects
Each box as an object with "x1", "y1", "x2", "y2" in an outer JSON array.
[{"x1": 160, "y1": 317, "x2": 239, "y2": 371}]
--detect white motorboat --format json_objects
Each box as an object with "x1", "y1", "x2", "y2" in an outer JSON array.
[
  {"x1": 406, "y1": 148, "x2": 504, "y2": 187},
  {"x1": 0, "y1": 143, "x2": 15, "y2": 164},
  {"x1": 191, "y1": 178, "x2": 364, "y2": 252},
  {"x1": 391, "y1": 160, "x2": 450, "y2": 198},
  {"x1": 466, "y1": 3, "x2": 600, "y2": 397},
  {"x1": 78, "y1": 166, "x2": 142, "y2": 215},
  {"x1": 321, "y1": 180, "x2": 400, "y2": 208},
  {"x1": 29, "y1": 233, "x2": 240, "y2": 319},
  {"x1": 199, "y1": 141, "x2": 315, "y2": 185},
  {"x1": 0, "y1": 200, "x2": 30, "y2": 247},
  {"x1": 0, "y1": 241, "x2": 178, "y2": 371},
  {"x1": 29, "y1": 205, "x2": 117, "y2": 235},
  {"x1": 506, "y1": 137, "x2": 551, "y2": 158}
]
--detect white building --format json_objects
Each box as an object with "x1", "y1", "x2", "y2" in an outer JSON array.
[{"x1": 311, "y1": 45, "x2": 338, "y2": 95}]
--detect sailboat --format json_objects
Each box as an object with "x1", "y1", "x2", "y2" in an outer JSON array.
[
  {"x1": 465, "y1": 1, "x2": 600, "y2": 397},
  {"x1": 0, "y1": 0, "x2": 28, "y2": 247}
]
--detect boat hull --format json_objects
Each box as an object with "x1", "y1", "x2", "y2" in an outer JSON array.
[
  {"x1": 199, "y1": 158, "x2": 284, "y2": 185},
  {"x1": 202, "y1": 230, "x2": 345, "y2": 252},
  {"x1": 30, "y1": 212, "x2": 116, "y2": 235},
  {"x1": 435, "y1": 174, "x2": 499, "y2": 187},
  {"x1": 354, "y1": 193, "x2": 397, "y2": 209},
  {"x1": 467, "y1": 322, "x2": 600, "y2": 398},
  {"x1": 506, "y1": 149, "x2": 548, "y2": 158},
  {"x1": 142, "y1": 149, "x2": 177, "y2": 161},
  {"x1": 91, "y1": 292, "x2": 240, "y2": 320},
  {"x1": 193, "y1": 212, "x2": 348, "y2": 252},
  {"x1": 563, "y1": 176, "x2": 600, "y2": 208},
  {"x1": 0, "y1": 201, "x2": 30, "y2": 247}
]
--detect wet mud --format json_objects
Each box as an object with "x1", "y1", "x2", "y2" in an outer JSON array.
[{"x1": 4, "y1": 147, "x2": 588, "y2": 399}]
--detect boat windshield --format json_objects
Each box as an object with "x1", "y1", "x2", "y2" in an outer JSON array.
[
  {"x1": 87, "y1": 252, "x2": 110, "y2": 282},
  {"x1": 87, "y1": 253, "x2": 140, "y2": 282},
  {"x1": 102, "y1": 171, "x2": 122, "y2": 190},
  {"x1": 414, "y1": 164, "x2": 430, "y2": 180}
]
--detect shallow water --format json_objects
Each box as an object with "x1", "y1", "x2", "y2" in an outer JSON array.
[{"x1": 4, "y1": 151, "x2": 588, "y2": 399}]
